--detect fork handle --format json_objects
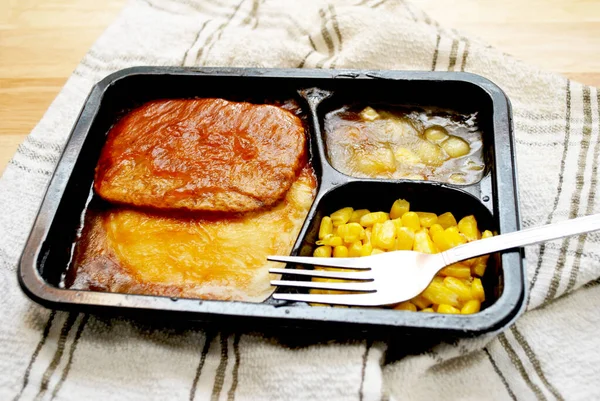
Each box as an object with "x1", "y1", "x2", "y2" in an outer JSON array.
[{"x1": 442, "y1": 213, "x2": 600, "y2": 265}]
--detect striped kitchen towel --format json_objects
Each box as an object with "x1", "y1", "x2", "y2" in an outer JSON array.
[{"x1": 1, "y1": 0, "x2": 599, "y2": 400}]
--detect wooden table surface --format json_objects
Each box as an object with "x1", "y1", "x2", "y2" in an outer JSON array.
[{"x1": 1, "y1": 0, "x2": 599, "y2": 176}]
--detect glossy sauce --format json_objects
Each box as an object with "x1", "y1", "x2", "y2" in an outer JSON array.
[
  {"x1": 67, "y1": 166, "x2": 317, "y2": 302},
  {"x1": 324, "y1": 105, "x2": 485, "y2": 184},
  {"x1": 95, "y1": 98, "x2": 307, "y2": 212}
]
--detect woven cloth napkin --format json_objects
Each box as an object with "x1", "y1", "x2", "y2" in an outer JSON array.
[{"x1": 1, "y1": 0, "x2": 600, "y2": 399}]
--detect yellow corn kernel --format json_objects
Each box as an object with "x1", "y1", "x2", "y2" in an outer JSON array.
[
  {"x1": 438, "y1": 263, "x2": 472, "y2": 279},
  {"x1": 421, "y1": 308, "x2": 435, "y2": 313},
  {"x1": 421, "y1": 281, "x2": 460, "y2": 307},
  {"x1": 360, "y1": 242, "x2": 373, "y2": 256},
  {"x1": 413, "y1": 228, "x2": 437, "y2": 254},
  {"x1": 337, "y1": 222, "x2": 366, "y2": 244},
  {"x1": 360, "y1": 211, "x2": 389, "y2": 227},
  {"x1": 443, "y1": 276, "x2": 473, "y2": 302},
  {"x1": 471, "y1": 278, "x2": 485, "y2": 301},
  {"x1": 429, "y1": 223, "x2": 444, "y2": 238},
  {"x1": 461, "y1": 257, "x2": 477, "y2": 267},
  {"x1": 330, "y1": 207, "x2": 354, "y2": 227},
  {"x1": 371, "y1": 248, "x2": 385, "y2": 255},
  {"x1": 415, "y1": 212, "x2": 438, "y2": 228},
  {"x1": 394, "y1": 301, "x2": 417, "y2": 312},
  {"x1": 318, "y1": 216, "x2": 333, "y2": 240},
  {"x1": 333, "y1": 245, "x2": 349, "y2": 258},
  {"x1": 316, "y1": 234, "x2": 343, "y2": 247},
  {"x1": 372, "y1": 220, "x2": 396, "y2": 250},
  {"x1": 482, "y1": 230, "x2": 493, "y2": 239},
  {"x1": 472, "y1": 258, "x2": 488, "y2": 277},
  {"x1": 371, "y1": 223, "x2": 382, "y2": 246},
  {"x1": 432, "y1": 226, "x2": 467, "y2": 251},
  {"x1": 437, "y1": 304, "x2": 461, "y2": 314},
  {"x1": 348, "y1": 241, "x2": 363, "y2": 257},
  {"x1": 411, "y1": 295, "x2": 433, "y2": 310},
  {"x1": 394, "y1": 227, "x2": 415, "y2": 250},
  {"x1": 313, "y1": 245, "x2": 332, "y2": 258},
  {"x1": 391, "y1": 218, "x2": 403, "y2": 233},
  {"x1": 458, "y1": 215, "x2": 480, "y2": 241},
  {"x1": 349, "y1": 209, "x2": 370, "y2": 223},
  {"x1": 390, "y1": 199, "x2": 410, "y2": 219},
  {"x1": 461, "y1": 299, "x2": 481, "y2": 314},
  {"x1": 401, "y1": 211, "x2": 421, "y2": 231},
  {"x1": 437, "y1": 212, "x2": 457, "y2": 229}
]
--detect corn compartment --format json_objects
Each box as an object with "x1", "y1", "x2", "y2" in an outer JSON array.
[{"x1": 295, "y1": 180, "x2": 503, "y2": 314}]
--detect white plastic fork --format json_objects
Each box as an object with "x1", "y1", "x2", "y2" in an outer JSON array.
[{"x1": 267, "y1": 213, "x2": 600, "y2": 306}]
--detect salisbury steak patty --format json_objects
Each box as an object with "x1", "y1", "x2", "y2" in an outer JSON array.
[{"x1": 94, "y1": 98, "x2": 306, "y2": 212}]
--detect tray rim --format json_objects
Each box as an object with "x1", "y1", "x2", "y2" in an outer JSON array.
[{"x1": 18, "y1": 66, "x2": 525, "y2": 335}]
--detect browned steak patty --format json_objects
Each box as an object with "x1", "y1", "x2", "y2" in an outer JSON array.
[{"x1": 94, "y1": 98, "x2": 306, "y2": 212}]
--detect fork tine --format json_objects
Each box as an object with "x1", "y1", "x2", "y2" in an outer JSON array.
[
  {"x1": 267, "y1": 255, "x2": 370, "y2": 269},
  {"x1": 270, "y1": 280, "x2": 376, "y2": 292},
  {"x1": 272, "y1": 292, "x2": 386, "y2": 306},
  {"x1": 269, "y1": 268, "x2": 373, "y2": 280}
]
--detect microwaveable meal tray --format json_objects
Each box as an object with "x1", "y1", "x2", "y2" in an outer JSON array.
[{"x1": 19, "y1": 67, "x2": 524, "y2": 336}]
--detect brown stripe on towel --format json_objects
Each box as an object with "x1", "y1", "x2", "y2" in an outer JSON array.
[
  {"x1": 25, "y1": 136, "x2": 63, "y2": 154},
  {"x1": 189, "y1": 331, "x2": 216, "y2": 401},
  {"x1": 295, "y1": 14, "x2": 318, "y2": 68},
  {"x1": 313, "y1": 7, "x2": 339, "y2": 69},
  {"x1": 447, "y1": 39, "x2": 460, "y2": 71},
  {"x1": 34, "y1": 313, "x2": 78, "y2": 401},
  {"x1": 241, "y1": 0, "x2": 260, "y2": 27},
  {"x1": 312, "y1": 7, "x2": 335, "y2": 69},
  {"x1": 431, "y1": 33, "x2": 441, "y2": 71},
  {"x1": 498, "y1": 333, "x2": 548, "y2": 400},
  {"x1": 12, "y1": 311, "x2": 57, "y2": 401},
  {"x1": 16, "y1": 143, "x2": 59, "y2": 165},
  {"x1": 329, "y1": 6, "x2": 342, "y2": 48},
  {"x1": 166, "y1": 0, "x2": 232, "y2": 16},
  {"x1": 328, "y1": 4, "x2": 343, "y2": 68},
  {"x1": 370, "y1": 0, "x2": 387, "y2": 9},
  {"x1": 226, "y1": 333, "x2": 241, "y2": 401},
  {"x1": 319, "y1": 8, "x2": 335, "y2": 56},
  {"x1": 510, "y1": 326, "x2": 565, "y2": 401},
  {"x1": 85, "y1": 48, "x2": 159, "y2": 66},
  {"x1": 50, "y1": 314, "x2": 90, "y2": 401},
  {"x1": 210, "y1": 333, "x2": 230, "y2": 401},
  {"x1": 545, "y1": 85, "x2": 593, "y2": 303},
  {"x1": 198, "y1": 0, "x2": 247, "y2": 66},
  {"x1": 565, "y1": 87, "x2": 600, "y2": 293},
  {"x1": 283, "y1": 13, "x2": 314, "y2": 41},
  {"x1": 398, "y1": 0, "x2": 419, "y2": 21},
  {"x1": 460, "y1": 38, "x2": 470, "y2": 71},
  {"x1": 181, "y1": 20, "x2": 211, "y2": 66},
  {"x1": 483, "y1": 347, "x2": 518, "y2": 401},
  {"x1": 298, "y1": 50, "x2": 315, "y2": 68},
  {"x1": 584, "y1": 276, "x2": 600, "y2": 288},
  {"x1": 534, "y1": 242, "x2": 600, "y2": 262},
  {"x1": 139, "y1": 0, "x2": 181, "y2": 14},
  {"x1": 528, "y1": 79, "x2": 572, "y2": 307},
  {"x1": 358, "y1": 339, "x2": 373, "y2": 401},
  {"x1": 8, "y1": 159, "x2": 52, "y2": 177}
]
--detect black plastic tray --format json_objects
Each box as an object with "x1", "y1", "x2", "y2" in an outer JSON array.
[{"x1": 19, "y1": 67, "x2": 524, "y2": 336}]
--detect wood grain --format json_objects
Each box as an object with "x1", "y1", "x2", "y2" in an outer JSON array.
[{"x1": 1, "y1": 0, "x2": 599, "y2": 175}]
